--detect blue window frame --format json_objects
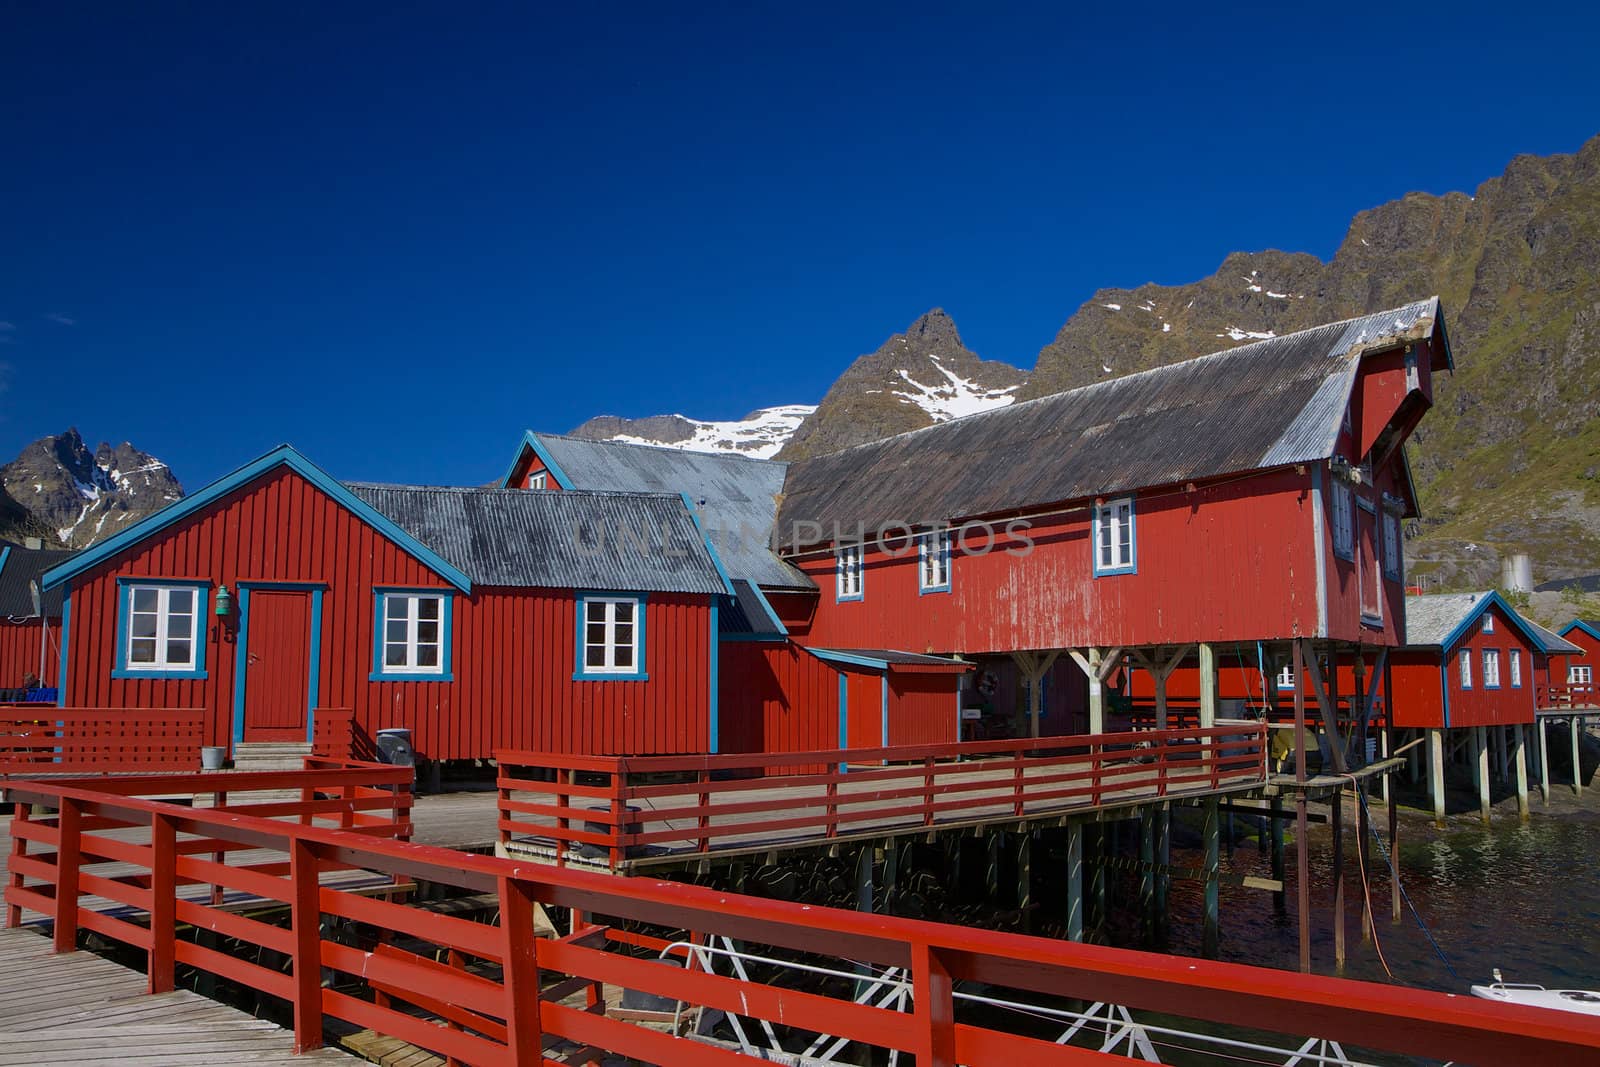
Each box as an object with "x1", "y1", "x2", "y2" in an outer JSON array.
[
  {"x1": 917, "y1": 529, "x2": 951, "y2": 594},
  {"x1": 371, "y1": 588, "x2": 454, "y2": 681},
  {"x1": 575, "y1": 592, "x2": 648, "y2": 680},
  {"x1": 113, "y1": 579, "x2": 210, "y2": 680},
  {"x1": 1330, "y1": 477, "x2": 1354, "y2": 561},
  {"x1": 1092, "y1": 497, "x2": 1136, "y2": 576},
  {"x1": 1459, "y1": 648, "x2": 1472, "y2": 689},
  {"x1": 1381, "y1": 508, "x2": 1402, "y2": 581},
  {"x1": 1481, "y1": 613, "x2": 1494, "y2": 634}
]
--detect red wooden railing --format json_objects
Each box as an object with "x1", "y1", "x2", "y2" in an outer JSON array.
[
  {"x1": 312, "y1": 706, "x2": 357, "y2": 759},
  {"x1": 6, "y1": 769, "x2": 1599, "y2": 1065},
  {"x1": 0, "y1": 707, "x2": 204, "y2": 776},
  {"x1": 497, "y1": 727, "x2": 1267, "y2": 870},
  {"x1": 1538, "y1": 683, "x2": 1599, "y2": 710}
]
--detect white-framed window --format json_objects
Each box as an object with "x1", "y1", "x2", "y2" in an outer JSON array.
[
  {"x1": 1330, "y1": 478, "x2": 1354, "y2": 560},
  {"x1": 1382, "y1": 511, "x2": 1402, "y2": 581},
  {"x1": 1092, "y1": 497, "x2": 1136, "y2": 576},
  {"x1": 1482, "y1": 613, "x2": 1495, "y2": 634},
  {"x1": 1572, "y1": 665, "x2": 1593, "y2": 686},
  {"x1": 376, "y1": 591, "x2": 449, "y2": 676},
  {"x1": 836, "y1": 544, "x2": 863, "y2": 601},
  {"x1": 918, "y1": 529, "x2": 951, "y2": 593},
  {"x1": 1277, "y1": 664, "x2": 1296, "y2": 690},
  {"x1": 1483, "y1": 649, "x2": 1501, "y2": 689},
  {"x1": 578, "y1": 595, "x2": 644, "y2": 677},
  {"x1": 1510, "y1": 649, "x2": 1523, "y2": 688},
  {"x1": 1459, "y1": 649, "x2": 1472, "y2": 689},
  {"x1": 527, "y1": 470, "x2": 548, "y2": 490},
  {"x1": 117, "y1": 582, "x2": 207, "y2": 677}
]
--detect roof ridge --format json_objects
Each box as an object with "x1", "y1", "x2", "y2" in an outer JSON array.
[
  {"x1": 346, "y1": 481, "x2": 689, "y2": 501},
  {"x1": 793, "y1": 297, "x2": 1439, "y2": 466}
]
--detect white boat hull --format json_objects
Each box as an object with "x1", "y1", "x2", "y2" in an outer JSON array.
[{"x1": 1470, "y1": 984, "x2": 1600, "y2": 1016}]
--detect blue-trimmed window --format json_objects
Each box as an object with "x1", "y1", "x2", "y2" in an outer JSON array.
[
  {"x1": 1459, "y1": 648, "x2": 1472, "y2": 689},
  {"x1": 576, "y1": 594, "x2": 647, "y2": 679},
  {"x1": 372, "y1": 589, "x2": 452, "y2": 680},
  {"x1": 917, "y1": 529, "x2": 950, "y2": 593},
  {"x1": 527, "y1": 470, "x2": 548, "y2": 490},
  {"x1": 1092, "y1": 497, "x2": 1136, "y2": 576},
  {"x1": 114, "y1": 580, "x2": 209, "y2": 679},
  {"x1": 1382, "y1": 510, "x2": 1402, "y2": 581},
  {"x1": 1481, "y1": 613, "x2": 1494, "y2": 634},
  {"x1": 1482, "y1": 648, "x2": 1501, "y2": 689},
  {"x1": 1573, "y1": 665, "x2": 1593, "y2": 686},
  {"x1": 836, "y1": 544, "x2": 863, "y2": 601},
  {"x1": 1330, "y1": 478, "x2": 1354, "y2": 561},
  {"x1": 1509, "y1": 649, "x2": 1523, "y2": 689}
]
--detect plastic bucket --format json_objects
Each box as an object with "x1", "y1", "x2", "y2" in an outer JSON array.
[{"x1": 201, "y1": 746, "x2": 227, "y2": 770}]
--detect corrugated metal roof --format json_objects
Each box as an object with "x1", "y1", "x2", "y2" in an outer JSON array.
[
  {"x1": 347, "y1": 484, "x2": 728, "y2": 595},
  {"x1": 721, "y1": 579, "x2": 785, "y2": 636},
  {"x1": 529, "y1": 434, "x2": 811, "y2": 590},
  {"x1": 0, "y1": 542, "x2": 73, "y2": 617},
  {"x1": 777, "y1": 299, "x2": 1444, "y2": 543},
  {"x1": 1404, "y1": 592, "x2": 1489, "y2": 647},
  {"x1": 1524, "y1": 619, "x2": 1584, "y2": 656}
]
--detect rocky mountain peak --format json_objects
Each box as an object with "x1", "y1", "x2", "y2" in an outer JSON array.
[
  {"x1": 0, "y1": 429, "x2": 183, "y2": 548},
  {"x1": 905, "y1": 307, "x2": 963, "y2": 347}
]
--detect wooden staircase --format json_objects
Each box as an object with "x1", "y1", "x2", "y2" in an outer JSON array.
[{"x1": 230, "y1": 741, "x2": 313, "y2": 771}]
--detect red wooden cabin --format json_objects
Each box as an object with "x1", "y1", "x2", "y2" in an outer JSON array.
[
  {"x1": 41, "y1": 446, "x2": 731, "y2": 764},
  {"x1": 1556, "y1": 619, "x2": 1600, "y2": 706},
  {"x1": 0, "y1": 539, "x2": 72, "y2": 693},
  {"x1": 775, "y1": 299, "x2": 1454, "y2": 742}
]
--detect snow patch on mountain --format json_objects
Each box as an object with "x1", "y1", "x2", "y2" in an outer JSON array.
[
  {"x1": 891, "y1": 357, "x2": 1020, "y2": 422},
  {"x1": 598, "y1": 405, "x2": 817, "y2": 459}
]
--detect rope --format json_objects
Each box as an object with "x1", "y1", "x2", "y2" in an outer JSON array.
[
  {"x1": 1338, "y1": 776, "x2": 1393, "y2": 982},
  {"x1": 1352, "y1": 784, "x2": 1462, "y2": 981}
]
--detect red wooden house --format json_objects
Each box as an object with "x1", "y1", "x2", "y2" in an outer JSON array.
[
  {"x1": 0, "y1": 539, "x2": 72, "y2": 694},
  {"x1": 1557, "y1": 619, "x2": 1599, "y2": 704},
  {"x1": 774, "y1": 298, "x2": 1454, "y2": 750},
  {"x1": 41, "y1": 445, "x2": 732, "y2": 765},
  {"x1": 498, "y1": 431, "x2": 971, "y2": 754}
]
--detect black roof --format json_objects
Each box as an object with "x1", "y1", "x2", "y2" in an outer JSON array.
[
  {"x1": 720, "y1": 579, "x2": 786, "y2": 637},
  {"x1": 347, "y1": 484, "x2": 729, "y2": 595},
  {"x1": 0, "y1": 541, "x2": 74, "y2": 618},
  {"x1": 778, "y1": 299, "x2": 1445, "y2": 545},
  {"x1": 1534, "y1": 574, "x2": 1600, "y2": 594}
]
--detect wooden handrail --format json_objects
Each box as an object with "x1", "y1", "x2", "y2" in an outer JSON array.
[
  {"x1": 5, "y1": 770, "x2": 1599, "y2": 1065},
  {"x1": 0, "y1": 707, "x2": 205, "y2": 775}
]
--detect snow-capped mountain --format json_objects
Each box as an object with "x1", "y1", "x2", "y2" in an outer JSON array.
[
  {"x1": 0, "y1": 429, "x2": 184, "y2": 548},
  {"x1": 569, "y1": 405, "x2": 816, "y2": 460}
]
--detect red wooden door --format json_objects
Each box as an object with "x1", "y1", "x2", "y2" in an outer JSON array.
[
  {"x1": 243, "y1": 590, "x2": 312, "y2": 742},
  {"x1": 844, "y1": 669, "x2": 883, "y2": 749}
]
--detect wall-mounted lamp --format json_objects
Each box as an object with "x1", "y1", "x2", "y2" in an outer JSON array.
[{"x1": 214, "y1": 585, "x2": 234, "y2": 619}]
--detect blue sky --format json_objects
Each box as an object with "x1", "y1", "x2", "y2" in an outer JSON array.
[{"x1": 3, "y1": 2, "x2": 1598, "y2": 489}]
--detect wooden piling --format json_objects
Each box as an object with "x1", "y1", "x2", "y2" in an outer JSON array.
[
  {"x1": 1388, "y1": 784, "x2": 1401, "y2": 924},
  {"x1": 1429, "y1": 728, "x2": 1446, "y2": 826},
  {"x1": 1203, "y1": 796, "x2": 1220, "y2": 958},
  {"x1": 1016, "y1": 831, "x2": 1032, "y2": 932},
  {"x1": 1513, "y1": 724, "x2": 1529, "y2": 820},
  {"x1": 1332, "y1": 791, "x2": 1345, "y2": 968},
  {"x1": 1270, "y1": 795, "x2": 1286, "y2": 914},
  {"x1": 1475, "y1": 727, "x2": 1491, "y2": 823},
  {"x1": 1154, "y1": 804, "x2": 1171, "y2": 949},
  {"x1": 1539, "y1": 720, "x2": 1551, "y2": 804},
  {"x1": 1572, "y1": 717, "x2": 1583, "y2": 796},
  {"x1": 1139, "y1": 808, "x2": 1155, "y2": 947},
  {"x1": 1065, "y1": 823, "x2": 1083, "y2": 943},
  {"x1": 1357, "y1": 784, "x2": 1371, "y2": 944},
  {"x1": 1088, "y1": 824, "x2": 1107, "y2": 936},
  {"x1": 1294, "y1": 640, "x2": 1311, "y2": 974}
]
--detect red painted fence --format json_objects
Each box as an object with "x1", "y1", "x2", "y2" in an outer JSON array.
[
  {"x1": 497, "y1": 727, "x2": 1267, "y2": 870},
  {"x1": 1538, "y1": 683, "x2": 1599, "y2": 710},
  {"x1": 5, "y1": 768, "x2": 1600, "y2": 1065},
  {"x1": 0, "y1": 707, "x2": 204, "y2": 776}
]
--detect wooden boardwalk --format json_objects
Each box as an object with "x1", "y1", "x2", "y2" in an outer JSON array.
[{"x1": 0, "y1": 926, "x2": 350, "y2": 1065}]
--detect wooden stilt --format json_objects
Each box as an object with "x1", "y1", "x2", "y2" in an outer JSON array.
[
  {"x1": 1513, "y1": 724, "x2": 1529, "y2": 820},
  {"x1": 986, "y1": 831, "x2": 1003, "y2": 902},
  {"x1": 1089, "y1": 825, "x2": 1106, "y2": 936},
  {"x1": 1016, "y1": 831, "x2": 1032, "y2": 932},
  {"x1": 1475, "y1": 726, "x2": 1491, "y2": 824},
  {"x1": 1388, "y1": 787, "x2": 1401, "y2": 924},
  {"x1": 1065, "y1": 823, "x2": 1083, "y2": 942},
  {"x1": 1539, "y1": 719, "x2": 1551, "y2": 804},
  {"x1": 1198, "y1": 643, "x2": 1217, "y2": 728},
  {"x1": 1357, "y1": 784, "x2": 1371, "y2": 944},
  {"x1": 1332, "y1": 791, "x2": 1346, "y2": 968},
  {"x1": 1270, "y1": 795, "x2": 1286, "y2": 914},
  {"x1": 1202, "y1": 796, "x2": 1220, "y2": 958},
  {"x1": 1294, "y1": 639, "x2": 1311, "y2": 974},
  {"x1": 1429, "y1": 728, "x2": 1446, "y2": 826},
  {"x1": 1498, "y1": 726, "x2": 1511, "y2": 783},
  {"x1": 857, "y1": 844, "x2": 876, "y2": 911},
  {"x1": 1572, "y1": 717, "x2": 1583, "y2": 796}
]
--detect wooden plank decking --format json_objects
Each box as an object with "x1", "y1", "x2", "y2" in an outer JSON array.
[{"x1": 0, "y1": 926, "x2": 350, "y2": 1064}]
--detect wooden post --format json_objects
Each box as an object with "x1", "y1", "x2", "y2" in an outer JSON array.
[
  {"x1": 1198, "y1": 643, "x2": 1217, "y2": 729},
  {"x1": 985, "y1": 832, "x2": 1003, "y2": 903},
  {"x1": 1294, "y1": 639, "x2": 1311, "y2": 974},
  {"x1": 1475, "y1": 726, "x2": 1491, "y2": 824},
  {"x1": 1539, "y1": 719, "x2": 1551, "y2": 804},
  {"x1": 1357, "y1": 784, "x2": 1372, "y2": 943},
  {"x1": 148, "y1": 813, "x2": 177, "y2": 994},
  {"x1": 1429, "y1": 728, "x2": 1446, "y2": 827},
  {"x1": 289, "y1": 838, "x2": 324, "y2": 1052},
  {"x1": 1513, "y1": 724, "x2": 1529, "y2": 819},
  {"x1": 1065, "y1": 822, "x2": 1083, "y2": 942},
  {"x1": 1202, "y1": 796, "x2": 1220, "y2": 958},
  {"x1": 1353, "y1": 651, "x2": 1367, "y2": 766},
  {"x1": 909, "y1": 941, "x2": 956, "y2": 1067},
  {"x1": 1332, "y1": 791, "x2": 1346, "y2": 968},
  {"x1": 499, "y1": 876, "x2": 545, "y2": 1065},
  {"x1": 1015, "y1": 832, "x2": 1031, "y2": 931},
  {"x1": 1270, "y1": 795, "x2": 1286, "y2": 914},
  {"x1": 1153, "y1": 670, "x2": 1170, "y2": 731},
  {"x1": 53, "y1": 798, "x2": 82, "y2": 954},
  {"x1": 1388, "y1": 790, "x2": 1401, "y2": 923},
  {"x1": 856, "y1": 843, "x2": 875, "y2": 913},
  {"x1": 1088, "y1": 824, "x2": 1106, "y2": 935},
  {"x1": 1572, "y1": 717, "x2": 1583, "y2": 796}
]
